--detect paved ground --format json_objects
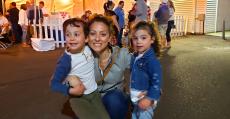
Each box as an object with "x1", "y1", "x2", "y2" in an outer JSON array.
[
  {"x1": 0, "y1": 35, "x2": 230, "y2": 119},
  {"x1": 206, "y1": 31, "x2": 230, "y2": 40}
]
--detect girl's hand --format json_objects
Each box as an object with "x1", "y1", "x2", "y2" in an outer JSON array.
[
  {"x1": 138, "y1": 98, "x2": 152, "y2": 110},
  {"x1": 137, "y1": 91, "x2": 147, "y2": 98},
  {"x1": 69, "y1": 83, "x2": 85, "y2": 96}
]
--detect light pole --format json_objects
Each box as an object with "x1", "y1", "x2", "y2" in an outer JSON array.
[{"x1": 1, "y1": 0, "x2": 5, "y2": 14}]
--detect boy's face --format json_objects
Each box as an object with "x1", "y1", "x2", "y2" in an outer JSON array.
[
  {"x1": 132, "y1": 29, "x2": 154, "y2": 54},
  {"x1": 65, "y1": 24, "x2": 87, "y2": 54}
]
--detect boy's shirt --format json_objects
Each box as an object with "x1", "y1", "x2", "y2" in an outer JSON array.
[
  {"x1": 50, "y1": 46, "x2": 97, "y2": 95},
  {"x1": 67, "y1": 46, "x2": 97, "y2": 94}
]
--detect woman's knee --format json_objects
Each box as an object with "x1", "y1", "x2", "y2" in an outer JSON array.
[
  {"x1": 103, "y1": 90, "x2": 128, "y2": 105},
  {"x1": 102, "y1": 90, "x2": 129, "y2": 118}
]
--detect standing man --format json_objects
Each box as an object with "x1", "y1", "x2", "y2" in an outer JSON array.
[
  {"x1": 39, "y1": 1, "x2": 49, "y2": 17},
  {"x1": 28, "y1": 0, "x2": 43, "y2": 24},
  {"x1": 39, "y1": 1, "x2": 49, "y2": 25},
  {"x1": 27, "y1": 0, "x2": 43, "y2": 38},
  {"x1": 135, "y1": 0, "x2": 148, "y2": 22},
  {"x1": 114, "y1": 0, "x2": 125, "y2": 48},
  {"x1": 7, "y1": 2, "x2": 21, "y2": 44}
]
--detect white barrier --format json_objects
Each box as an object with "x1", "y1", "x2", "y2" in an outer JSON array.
[
  {"x1": 31, "y1": 12, "x2": 68, "y2": 51},
  {"x1": 171, "y1": 16, "x2": 188, "y2": 37}
]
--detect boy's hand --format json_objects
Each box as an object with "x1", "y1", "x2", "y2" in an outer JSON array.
[
  {"x1": 138, "y1": 98, "x2": 152, "y2": 110},
  {"x1": 69, "y1": 83, "x2": 85, "y2": 96}
]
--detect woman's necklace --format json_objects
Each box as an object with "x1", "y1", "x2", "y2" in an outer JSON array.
[{"x1": 99, "y1": 49, "x2": 112, "y2": 71}]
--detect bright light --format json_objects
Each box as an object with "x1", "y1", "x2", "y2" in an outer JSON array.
[
  {"x1": 147, "y1": 1, "x2": 150, "y2": 6},
  {"x1": 60, "y1": 0, "x2": 71, "y2": 5}
]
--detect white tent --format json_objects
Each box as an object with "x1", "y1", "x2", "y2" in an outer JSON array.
[{"x1": 4, "y1": 0, "x2": 135, "y2": 17}]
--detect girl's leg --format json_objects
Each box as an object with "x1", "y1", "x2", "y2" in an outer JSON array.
[
  {"x1": 102, "y1": 89, "x2": 129, "y2": 119},
  {"x1": 132, "y1": 106, "x2": 154, "y2": 119}
]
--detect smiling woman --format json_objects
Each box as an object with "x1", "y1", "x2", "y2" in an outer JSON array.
[{"x1": 87, "y1": 15, "x2": 131, "y2": 119}]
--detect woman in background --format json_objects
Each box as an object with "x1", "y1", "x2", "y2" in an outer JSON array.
[{"x1": 166, "y1": 0, "x2": 175, "y2": 48}]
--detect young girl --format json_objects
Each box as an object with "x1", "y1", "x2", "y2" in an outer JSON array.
[
  {"x1": 50, "y1": 18, "x2": 110, "y2": 119},
  {"x1": 130, "y1": 21, "x2": 162, "y2": 119}
]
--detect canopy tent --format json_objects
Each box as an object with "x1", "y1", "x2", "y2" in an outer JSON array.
[{"x1": 3, "y1": 0, "x2": 135, "y2": 17}]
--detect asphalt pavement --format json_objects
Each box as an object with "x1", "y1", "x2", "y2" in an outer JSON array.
[{"x1": 0, "y1": 35, "x2": 230, "y2": 119}]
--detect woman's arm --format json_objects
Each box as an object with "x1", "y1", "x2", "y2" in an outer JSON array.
[{"x1": 111, "y1": 15, "x2": 120, "y2": 32}]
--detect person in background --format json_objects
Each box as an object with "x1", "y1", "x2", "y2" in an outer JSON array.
[
  {"x1": 81, "y1": 10, "x2": 92, "y2": 23},
  {"x1": 104, "y1": 0, "x2": 120, "y2": 33},
  {"x1": 134, "y1": 0, "x2": 148, "y2": 22},
  {"x1": 39, "y1": 1, "x2": 49, "y2": 17},
  {"x1": 0, "y1": 12, "x2": 11, "y2": 44},
  {"x1": 50, "y1": 18, "x2": 110, "y2": 119},
  {"x1": 114, "y1": 0, "x2": 125, "y2": 47},
  {"x1": 130, "y1": 21, "x2": 162, "y2": 119},
  {"x1": 166, "y1": 0, "x2": 175, "y2": 48},
  {"x1": 28, "y1": 0, "x2": 43, "y2": 25},
  {"x1": 6, "y1": 2, "x2": 21, "y2": 44},
  {"x1": 0, "y1": 12, "x2": 9, "y2": 34},
  {"x1": 87, "y1": 15, "x2": 131, "y2": 119},
  {"x1": 155, "y1": 0, "x2": 170, "y2": 49},
  {"x1": 147, "y1": 6, "x2": 151, "y2": 21},
  {"x1": 18, "y1": 4, "x2": 29, "y2": 47}
]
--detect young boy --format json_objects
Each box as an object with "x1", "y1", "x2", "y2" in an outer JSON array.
[{"x1": 50, "y1": 18, "x2": 110, "y2": 119}]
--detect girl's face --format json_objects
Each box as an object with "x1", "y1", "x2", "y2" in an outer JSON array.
[
  {"x1": 132, "y1": 29, "x2": 154, "y2": 54},
  {"x1": 65, "y1": 24, "x2": 87, "y2": 53},
  {"x1": 88, "y1": 22, "x2": 111, "y2": 54}
]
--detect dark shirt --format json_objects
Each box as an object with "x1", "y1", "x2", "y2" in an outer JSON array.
[
  {"x1": 28, "y1": 6, "x2": 43, "y2": 24},
  {"x1": 105, "y1": 10, "x2": 119, "y2": 22},
  {"x1": 7, "y1": 7, "x2": 19, "y2": 23}
]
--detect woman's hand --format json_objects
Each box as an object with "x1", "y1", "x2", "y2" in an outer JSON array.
[
  {"x1": 138, "y1": 98, "x2": 152, "y2": 110},
  {"x1": 69, "y1": 83, "x2": 85, "y2": 96}
]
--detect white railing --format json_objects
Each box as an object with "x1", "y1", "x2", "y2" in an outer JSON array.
[
  {"x1": 31, "y1": 12, "x2": 69, "y2": 51},
  {"x1": 33, "y1": 22, "x2": 65, "y2": 48},
  {"x1": 171, "y1": 15, "x2": 188, "y2": 37}
]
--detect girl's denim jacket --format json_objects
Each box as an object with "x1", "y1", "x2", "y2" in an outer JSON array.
[{"x1": 130, "y1": 48, "x2": 162, "y2": 101}]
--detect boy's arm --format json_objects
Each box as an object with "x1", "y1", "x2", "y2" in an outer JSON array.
[
  {"x1": 146, "y1": 59, "x2": 162, "y2": 101},
  {"x1": 50, "y1": 53, "x2": 71, "y2": 96}
]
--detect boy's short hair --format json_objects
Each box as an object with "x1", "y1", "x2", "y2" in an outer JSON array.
[{"x1": 63, "y1": 18, "x2": 88, "y2": 37}]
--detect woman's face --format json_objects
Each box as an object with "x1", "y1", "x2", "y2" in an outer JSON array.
[{"x1": 88, "y1": 21, "x2": 111, "y2": 54}]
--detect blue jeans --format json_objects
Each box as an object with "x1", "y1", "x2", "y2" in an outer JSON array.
[
  {"x1": 132, "y1": 104, "x2": 156, "y2": 119},
  {"x1": 102, "y1": 89, "x2": 129, "y2": 119},
  {"x1": 117, "y1": 28, "x2": 123, "y2": 48}
]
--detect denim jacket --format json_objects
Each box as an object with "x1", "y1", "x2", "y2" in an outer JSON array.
[{"x1": 130, "y1": 48, "x2": 162, "y2": 101}]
